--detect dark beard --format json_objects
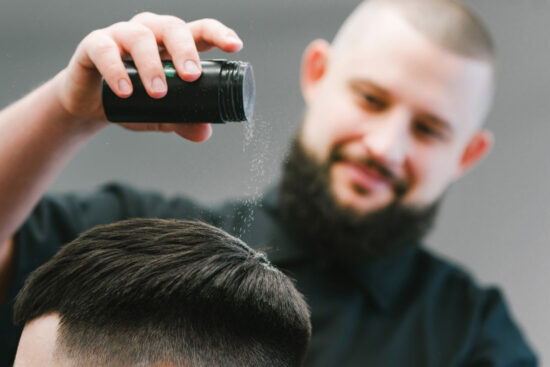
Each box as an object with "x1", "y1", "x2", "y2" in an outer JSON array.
[{"x1": 278, "y1": 138, "x2": 441, "y2": 264}]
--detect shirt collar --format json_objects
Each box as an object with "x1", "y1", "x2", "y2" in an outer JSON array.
[{"x1": 343, "y1": 246, "x2": 420, "y2": 311}]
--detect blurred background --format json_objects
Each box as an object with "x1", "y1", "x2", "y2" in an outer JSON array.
[{"x1": 1, "y1": 0, "x2": 548, "y2": 361}]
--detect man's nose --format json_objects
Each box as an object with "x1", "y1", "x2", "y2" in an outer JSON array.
[{"x1": 362, "y1": 108, "x2": 410, "y2": 168}]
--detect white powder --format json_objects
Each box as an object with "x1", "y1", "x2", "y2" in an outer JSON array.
[{"x1": 236, "y1": 115, "x2": 273, "y2": 237}]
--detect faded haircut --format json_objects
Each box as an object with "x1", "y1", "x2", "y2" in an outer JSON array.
[
  {"x1": 333, "y1": 0, "x2": 495, "y2": 63},
  {"x1": 14, "y1": 219, "x2": 311, "y2": 367}
]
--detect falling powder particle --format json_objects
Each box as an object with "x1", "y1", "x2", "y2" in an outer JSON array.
[
  {"x1": 243, "y1": 118, "x2": 255, "y2": 151},
  {"x1": 236, "y1": 115, "x2": 273, "y2": 238}
]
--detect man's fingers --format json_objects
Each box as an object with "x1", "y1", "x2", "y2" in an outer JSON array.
[
  {"x1": 173, "y1": 123, "x2": 213, "y2": 142},
  {"x1": 107, "y1": 22, "x2": 167, "y2": 99},
  {"x1": 71, "y1": 13, "x2": 240, "y2": 134},
  {"x1": 131, "y1": 14, "x2": 202, "y2": 82},
  {"x1": 120, "y1": 122, "x2": 212, "y2": 142},
  {"x1": 78, "y1": 14, "x2": 243, "y2": 99},
  {"x1": 187, "y1": 19, "x2": 243, "y2": 53},
  {"x1": 163, "y1": 24, "x2": 202, "y2": 81},
  {"x1": 78, "y1": 31, "x2": 132, "y2": 98}
]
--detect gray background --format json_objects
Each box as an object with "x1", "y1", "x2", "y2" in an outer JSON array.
[{"x1": 1, "y1": 0, "x2": 548, "y2": 361}]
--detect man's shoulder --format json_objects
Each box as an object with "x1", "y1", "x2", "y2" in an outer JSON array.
[
  {"x1": 415, "y1": 247, "x2": 477, "y2": 284},
  {"x1": 412, "y1": 247, "x2": 501, "y2": 310},
  {"x1": 412, "y1": 247, "x2": 538, "y2": 363}
]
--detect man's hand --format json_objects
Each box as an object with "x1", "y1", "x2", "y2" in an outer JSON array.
[
  {"x1": 56, "y1": 12, "x2": 243, "y2": 142},
  {"x1": 0, "y1": 13, "x2": 244, "y2": 286}
]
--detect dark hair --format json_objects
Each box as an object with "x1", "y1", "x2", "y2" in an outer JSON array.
[{"x1": 14, "y1": 218, "x2": 311, "y2": 367}]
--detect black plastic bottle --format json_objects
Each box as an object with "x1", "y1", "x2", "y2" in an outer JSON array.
[{"x1": 102, "y1": 60, "x2": 255, "y2": 123}]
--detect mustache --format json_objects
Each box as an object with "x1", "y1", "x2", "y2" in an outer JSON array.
[{"x1": 329, "y1": 146, "x2": 410, "y2": 198}]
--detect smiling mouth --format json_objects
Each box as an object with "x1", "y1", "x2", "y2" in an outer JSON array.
[
  {"x1": 341, "y1": 159, "x2": 394, "y2": 191},
  {"x1": 336, "y1": 158, "x2": 409, "y2": 198},
  {"x1": 350, "y1": 159, "x2": 395, "y2": 183},
  {"x1": 329, "y1": 146, "x2": 410, "y2": 198},
  {"x1": 352, "y1": 182, "x2": 369, "y2": 196}
]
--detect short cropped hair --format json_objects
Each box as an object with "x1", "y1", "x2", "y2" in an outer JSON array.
[
  {"x1": 14, "y1": 219, "x2": 311, "y2": 367},
  {"x1": 333, "y1": 0, "x2": 495, "y2": 64}
]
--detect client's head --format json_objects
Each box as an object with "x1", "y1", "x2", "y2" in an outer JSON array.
[{"x1": 13, "y1": 218, "x2": 311, "y2": 367}]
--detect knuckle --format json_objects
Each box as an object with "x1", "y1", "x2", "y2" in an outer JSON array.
[
  {"x1": 109, "y1": 21, "x2": 151, "y2": 39},
  {"x1": 107, "y1": 21, "x2": 128, "y2": 33},
  {"x1": 161, "y1": 17, "x2": 189, "y2": 40},
  {"x1": 121, "y1": 25, "x2": 154, "y2": 47},
  {"x1": 86, "y1": 33, "x2": 116, "y2": 56},
  {"x1": 162, "y1": 15, "x2": 185, "y2": 26},
  {"x1": 93, "y1": 42, "x2": 116, "y2": 58},
  {"x1": 84, "y1": 29, "x2": 106, "y2": 45},
  {"x1": 202, "y1": 18, "x2": 224, "y2": 30},
  {"x1": 86, "y1": 29, "x2": 103, "y2": 39},
  {"x1": 163, "y1": 23, "x2": 189, "y2": 38},
  {"x1": 131, "y1": 25, "x2": 153, "y2": 40},
  {"x1": 130, "y1": 11, "x2": 156, "y2": 22}
]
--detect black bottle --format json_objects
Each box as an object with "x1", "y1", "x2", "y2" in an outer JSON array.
[{"x1": 102, "y1": 60, "x2": 255, "y2": 123}]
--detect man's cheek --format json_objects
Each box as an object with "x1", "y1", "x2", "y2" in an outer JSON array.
[{"x1": 406, "y1": 167, "x2": 450, "y2": 205}]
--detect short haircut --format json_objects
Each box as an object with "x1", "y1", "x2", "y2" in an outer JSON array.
[
  {"x1": 333, "y1": 0, "x2": 495, "y2": 64},
  {"x1": 14, "y1": 219, "x2": 311, "y2": 367}
]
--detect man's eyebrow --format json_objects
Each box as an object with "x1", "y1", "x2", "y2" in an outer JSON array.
[{"x1": 349, "y1": 78, "x2": 390, "y2": 97}]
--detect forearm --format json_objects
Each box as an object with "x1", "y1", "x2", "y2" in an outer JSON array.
[{"x1": 0, "y1": 70, "x2": 107, "y2": 244}]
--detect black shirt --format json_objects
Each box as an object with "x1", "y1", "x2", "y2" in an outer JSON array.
[{"x1": 0, "y1": 183, "x2": 537, "y2": 366}]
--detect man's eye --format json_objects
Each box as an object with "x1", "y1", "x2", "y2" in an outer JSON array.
[
  {"x1": 414, "y1": 122, "x2": 444, "y2": 140},
  {"x1": 363, "y1": 94, "x2": 386, "y2": 109}
]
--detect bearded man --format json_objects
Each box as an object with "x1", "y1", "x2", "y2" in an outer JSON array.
[{"x1": 0, "y1": 0, "x2": 537, "y2": 365}]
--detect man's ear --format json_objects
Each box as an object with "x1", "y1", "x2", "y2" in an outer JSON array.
[
  {"x1": 301, "y1": 39, "x2": 331, "y2": 104},
  {"x1": 454, "y1": 129, "x2": 494, "y2": 179}
]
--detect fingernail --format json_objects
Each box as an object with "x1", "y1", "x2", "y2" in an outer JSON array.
[
  {"x1": 184, "y1": 60, "x2": 200, "y2": 74},
  {"x1": 152, "y1": 77, "x2": 166, "y2": 93},
  {"x1": 118, "y1": 79, "x2": 131, "y2": 94}
]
